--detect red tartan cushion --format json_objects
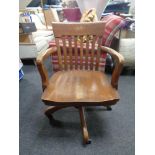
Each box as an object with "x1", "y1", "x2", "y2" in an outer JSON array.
[{"x1": 101, "y1": 15, "x2": 125, "y2": 46}]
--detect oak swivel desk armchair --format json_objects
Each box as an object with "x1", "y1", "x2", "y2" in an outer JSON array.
[{"x1": 36, "y1": 22, "x2": 124, "y2": 144}]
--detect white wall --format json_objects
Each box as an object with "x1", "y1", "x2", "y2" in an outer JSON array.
[
  {"x1": 76, "y1": 0, "x2": 110, "y2": 18},
  {"x1": 19, "y1": 0, "x2": 32, "y2": 9},
  {"x1": 129, "y1": 0, "x2": 135, "y2": 18}
]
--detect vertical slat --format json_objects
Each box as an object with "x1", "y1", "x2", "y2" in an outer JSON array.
[
  {"x1": 95, "y1": 36, "x2": 102, "y2": 70},
  {"x1": 90, "y1": 36, "x2": 97, "y2": 70},
  {"x1": 55, "y1": 38, "x2": 63, "y2": 70},
  {"x1": 68, "y1": 36, "x2": 73, "y2": 70},
  {"x1": 80, "y1": 36, "x2": 84, "y2": 70},
  {"x1": 85, "y1": 35, "x2": 89, "y2": 70},
  {"x1": 62, "y1": 37, "x2": 67, "y2": 70},
  {"x1": 74, "y1": 36, "x2": 78, "y2": 69}
]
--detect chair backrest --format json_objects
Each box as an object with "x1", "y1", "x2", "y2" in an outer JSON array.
[{"x1": 52, "y1": 22, "x2": 106, "y2": 71}]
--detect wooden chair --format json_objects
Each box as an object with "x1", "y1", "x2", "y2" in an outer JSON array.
[{"x1": 36, "y1": 22, "x2": 124, "y2": 144}]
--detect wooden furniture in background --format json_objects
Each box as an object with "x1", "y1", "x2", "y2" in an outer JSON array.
[
  {"x1": 41, "y1": 0, "x2": 48, "y2": 29},
  {"x1": 19, "y1": 33, "x2": 34, "y2": 43},
  {"x1": 44, "y1": 8, "x2": 60, "y2": 25},
  {"x1": 40, "y1": 0, "x2": 60, "y2": 29},
  {"x1": 36, "y1": 22, "x2": 124, "y2": 144}
]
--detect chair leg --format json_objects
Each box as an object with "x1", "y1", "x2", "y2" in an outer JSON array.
[
  {"x1": 78, "y1": 106, "x2": 91, "y2": 144},
  {"x1": 45, "y1": 105, "x2": 69, "y2": 122}
]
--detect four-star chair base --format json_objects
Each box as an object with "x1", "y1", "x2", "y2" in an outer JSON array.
[{"x1": 44, "y1": 105, "x2": 111, "y2": 144}]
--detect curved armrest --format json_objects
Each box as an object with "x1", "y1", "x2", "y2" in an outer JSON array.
[
  {"x1": 100, "y1": 46, "x2": 125, "y2": 89},
  {"x1": 36, "y1": 47, "x2": 57, "y2": 91}
]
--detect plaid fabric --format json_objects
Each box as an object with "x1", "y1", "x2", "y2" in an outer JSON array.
[
  {"x1": 101, "y1": 15, "x2": 125, "y2": 46},
  {"x1": 49, "y1": 15, "x2": 124, "y2": 72}
]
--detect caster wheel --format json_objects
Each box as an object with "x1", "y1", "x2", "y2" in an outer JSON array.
[
  {"x1": 106, "y1": 106, "x2": 112, "y2": 111},
  {"x1": 86, "y1": 139, "x2": 92, "y2": 144}
]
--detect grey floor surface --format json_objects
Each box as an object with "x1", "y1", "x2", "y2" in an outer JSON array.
[{"x1": 19, "y1": 65, "x2": 135, "y2": 155}]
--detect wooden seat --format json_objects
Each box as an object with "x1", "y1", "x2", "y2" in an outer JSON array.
[
  {"x1": 36, "y1": 22, "x2": 124, "y2": 144},
  {"x1": 42, "y1": 70, "x2": 119, "y2": 105}
]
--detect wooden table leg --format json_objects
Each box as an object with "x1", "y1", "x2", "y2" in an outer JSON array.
[{"x1": 78, "y1": 106, "x2": 91, "y2": 144}]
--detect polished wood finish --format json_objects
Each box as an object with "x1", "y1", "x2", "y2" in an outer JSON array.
[
  {"x1": 52, "y1": 22, "x2": 106, "y2": 71},
  {"x1": 41, "y1": 70, "x2": 119, "y2": 104},
  {"x1": 78, "y1": 106, "x2": 91, "y2": 144},
  {"x1": 52, "y1": 22, "x2": 105, "y2": 37},
  {"x1": 90, "y1": 36, "x2": 96, "y2": 70},
  {"x1": 62, "y1": 37, "x2": 68, "y2": 70},
  {"x1": 80, "y1": 36, "x2": 84, "y2": 69},
  {"x1": 45, "y1": 105, "x2": 69, "y2": 121},
  {"x1": 36, "y1": 47, "x2": 57, "y2": 90},
  {"x1": 55, "y1": 38, "x2": 63, "y2": 70},
  {"x1": 100, "y1": 46, "x2": 124, "y2": 89},
  {"x1": 74, "y1": 36, "x2": 78, "y2": 69},
  {"x1": 85, "y1": 35, "x2": 89, "y2": 70},
  {"x1": 36, "y1": 22, "x2": 124, "y2": 144},
  {"x1": 68, "y1": 37, "x2": 73, "y2": 69}
]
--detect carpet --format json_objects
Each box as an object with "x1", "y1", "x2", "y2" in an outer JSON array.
[{"x1": 19, "y1": 64, "x2": 135, "y2": 155}]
